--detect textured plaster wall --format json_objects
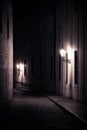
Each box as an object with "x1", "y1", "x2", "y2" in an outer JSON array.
[{"x1": 0, "y1": 0, "x2": 13, "y2": 104}]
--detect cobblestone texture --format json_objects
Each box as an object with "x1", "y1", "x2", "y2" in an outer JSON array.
[
  {"x1": 47, "y1": 95, "x2": 87, "y2": 124},
  {"x1": 0, "y1": 90, "x2": 87, "y2": 130}
]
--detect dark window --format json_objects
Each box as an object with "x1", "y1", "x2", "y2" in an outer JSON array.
[
  {"x1": 58, "y1": 26, "x2": 61, "y2": 44},
  {"x1": 24, "y1": 68, "x2": 26, "y2": 76},
  {"x1": 24, "y1": 59, "x2": 26, "y2": 65},
  {"x1": 40, "y1": 57, "x2": 43, "y2": 78},
  {"x1": 74, "y1": 0, "x2": 79, "y2": 13},
  {"x1": 31, "y1": 59, "x2": 34, "y2": 76},
  {"x1": 51, "y1": 56, "x2": 53, "y2": 79},
  {"x1": 0, "y1": 0, "x2": 2, "y2": 32},
  {"x1": 7, "y1": 15, "x2": 9, "y2": 38},
  {"x1": 24, "y1": 60, "x2": 26, "y2": 76},
  {"x1": 65, "y1": 0, "x2": 69, "y2": 22},
  {"x1": 74, "y1": 51, "x2": 78, "y2": 84},
  {"x1": 65, "y1": 53, "x2": 68, "y2": 84},
  {"x1": 58, "y1": 55, "x2": 61, "y2": 81}
]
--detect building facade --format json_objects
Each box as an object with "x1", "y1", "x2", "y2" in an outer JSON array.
[
  {"x1": 56, "y1": 0, "x2": 87, "y2": 103},
  {"x1": 0, "y1": 0, "x2": 13, "y2": 104}
]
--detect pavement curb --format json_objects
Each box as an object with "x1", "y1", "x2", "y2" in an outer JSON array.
[{"x1": 45, "y1": 95, "x2": 87, "y2": 126}]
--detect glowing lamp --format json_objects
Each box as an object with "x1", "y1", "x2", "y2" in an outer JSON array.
[
  {"x1": 60, "y1": 49, "x2": 66, "y2": 57},
  {"x1": 20, "y1": 63, "x2": 24, "y2": 71},
  {"x1": 16, "y1": 62, "x2": 24, "y2": 71},
  {"x1": 16, "y1": 64, "x2": 20, "y2": 69}
]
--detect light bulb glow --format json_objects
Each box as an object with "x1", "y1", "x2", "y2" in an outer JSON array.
[
  {"x1": 16, "y1": 64, "x2": 20, "y2": 69},
  {"x1": 20, "y1": 63, "x2": 24, "y2": 71},
  {"x1": 60, "y1": 49, "x2": 66, "y2": 57}
]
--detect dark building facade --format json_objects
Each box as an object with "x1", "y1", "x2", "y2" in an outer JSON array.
[
  {"x1": 56, "y1": 0, "x2": 87, "y2": 103},
  {"x1": 0, "y1": 0, "x2": 13, "y2": 104}
]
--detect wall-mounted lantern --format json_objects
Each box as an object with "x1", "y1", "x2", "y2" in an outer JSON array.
[
  {"x1": 60, "y1": 48, "x2": 71, "y2": 64},
  {"x1": 16, "y1": 62, "x2": 24, "y2": 71},
  {"x1": 60, "y1": 48, "x2": 66, "y2": 58},
  {"x1": 59, "y1": 47, "x2": 71, "y2": 84},
  {"x1": 16, "y1": 64, "x2": 20, "y2": 69}
]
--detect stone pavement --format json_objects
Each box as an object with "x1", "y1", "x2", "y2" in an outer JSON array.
[
  {"x1": 13, "y1": 87, "x2": 87, "y2": 128},
  {"x1": 46, "y1": 95, "x2": 87, "y2": 125}
]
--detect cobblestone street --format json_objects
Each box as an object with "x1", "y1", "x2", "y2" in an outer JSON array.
[{"x1": 1, "y1": 89, "x2": 87, "y2": 130}]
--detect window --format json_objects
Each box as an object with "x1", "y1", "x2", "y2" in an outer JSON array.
[
  {"x1": 65, "y1": 53, "x2": 68, "y2": 83},
  {"x1": 74, "y1": 0, "x2": 79, "y2": 14},
  {"x1": 65, "y1": 0, "x2": 69, "y2": 22},
  {"x1": 74, "y1": 51, "x2": 78, "y2": 84},
  {"x1": 58, "y1": 26, "x2": 61, "y2": 43},
  {"x1": 51, "y1": 56, "x2": 53, "y2": 79},
  {"x1": 40, "y1": 57, "x2": 43, "y2": 78},
  {"x1": 31, "y1": 59, "x2": 34, "y2": 76},
  {"x1": 0, "y1": 0, "x2": 2, "y2": 32},
  {"x1": 24, "y1": 60, "x2": 26, "y2": 76},
  {"x1": 58, "y1": 55, "x2": 61, "y2": 81},
  {"x1": 7, "y1": 15, "x2": 9, "y2": 38}
]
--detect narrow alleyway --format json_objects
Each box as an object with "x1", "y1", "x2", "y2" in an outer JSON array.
[{"x1": 1, "y1": 89, "x2": 87, "y2": 130}]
